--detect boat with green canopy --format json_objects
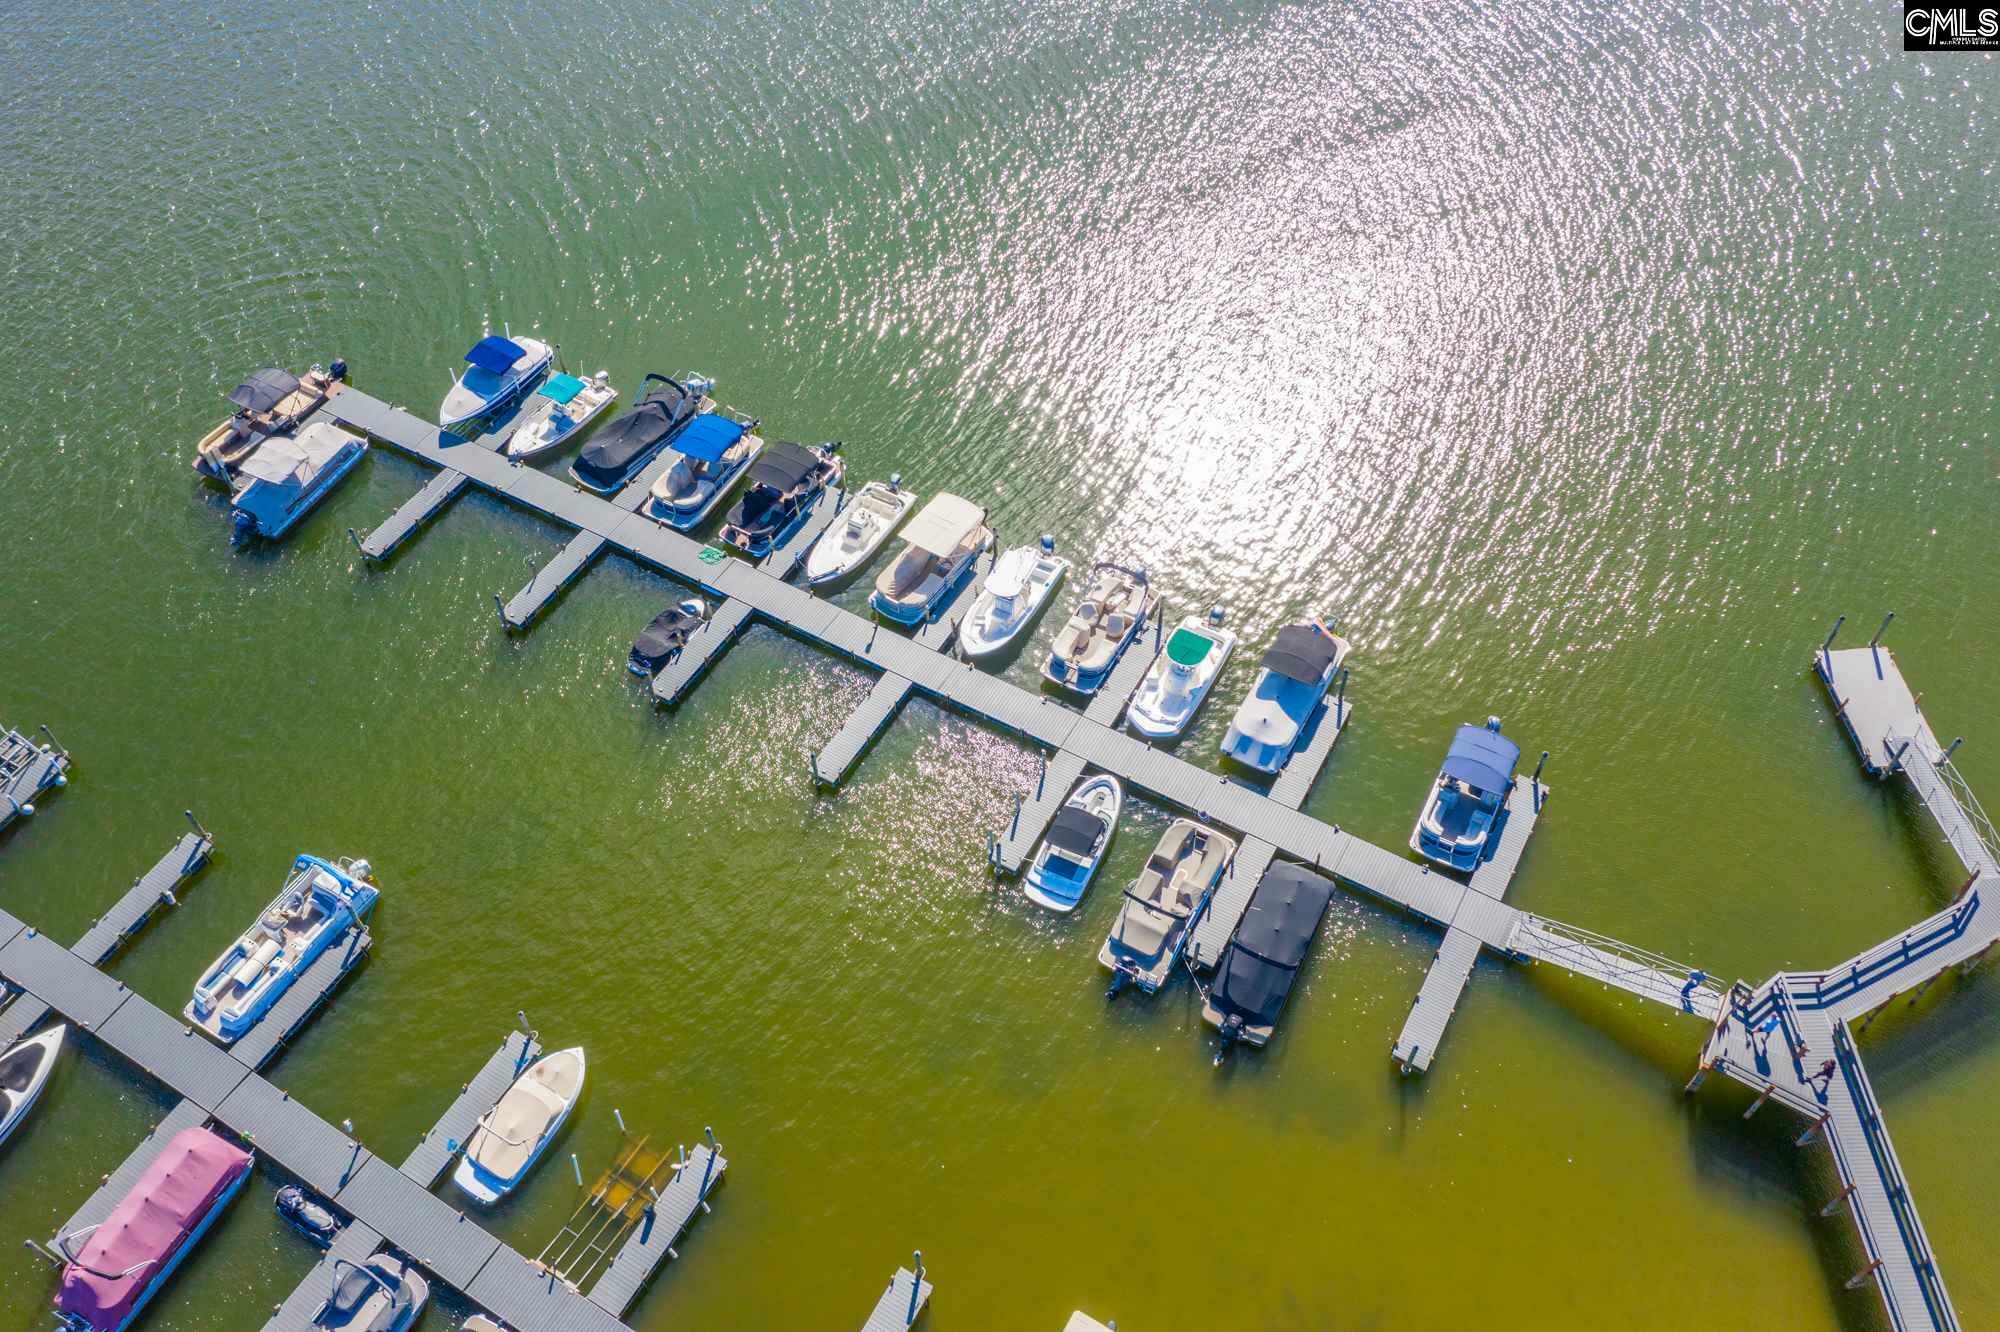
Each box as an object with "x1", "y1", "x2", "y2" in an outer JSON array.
[
  {"x1": 1126, "y1": 610, "x2": 1237, "y2": 739},
  {"x1": 504, "y1": 370, "x2": 618, "y2": 461}
]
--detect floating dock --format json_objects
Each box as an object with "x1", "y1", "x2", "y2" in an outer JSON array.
[
  {"x1": 265, "y1": 1219, "x2": 386, "y2": 1332},
  {"x1": 1266, "y1": 675, "x2": 1351, "y2": 810},
  {"x1": 400, "y1": 1030, "x2": 542, "y2": 1186},
  {"x1": 859, "y1": 1259, "x2": 932, "y2": 1330},
  {"x1": 0, "y1": 724, "x2": 69, "y2": 837},
  {"x1": 584, "y1": 1139, "x2": 727, "y2": 1316},
  {"x1": 227, "y1": 923, "x2": 372, "y2": 1071}
]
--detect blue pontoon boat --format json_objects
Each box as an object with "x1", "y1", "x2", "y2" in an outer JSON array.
[
  {"x1": 1411, "y1": 718, "x2": 1519, "y2": 872},
  {"x1": 1219, "y1": 622, "x2": 1347, "y2": 772},
  {"x1": 185, "y1": 855, "x2": 378, "y2": 1044},
  {"x1": 440, "y1": 333, "x2": 553, "y2": 435},
  {"x1": 227, "y1": 422, "x2": 368, "y2": 544}
]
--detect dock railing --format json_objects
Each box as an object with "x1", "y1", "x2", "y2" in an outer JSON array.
[
  {"x1": 1785, "y1": 889, "x2": 1982, "y2": 1013},
  {"x1": 1887, "y1": 729, "x2": 2000, "y2": 876},
  {"x1": 1508, "y1": 915, "x2": 1725, "y2": 1015}
]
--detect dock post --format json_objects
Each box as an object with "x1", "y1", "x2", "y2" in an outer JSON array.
[
  {"x1": 908, "y1": 1249, "x2": 924, "y2": 1324},
  {"x1": 1683, "y1": 1062, "x2": 1710, "y2": 1095},
  {"x1": 1846, "y1": 1258, "x2": 1883, "y2": 1290},
  {"x1": 1796, "y1": 1113, "x2": 1829, "y2": 1146},
  {"x1": 699, "y1": 1126, "x2": 719, "y2": 1198},
  {"x1": 1941, "y1": 736, "x2": 1964, "y2": 765},
  {"x1": 36, "y1": 723, "x2": 66, "y2": 757},
  {"x1": 493, "y1": 592, "x2": 506, "y2": 626},
  {"x1": 183, "y1": 809, "x2": 209, "y2": 840},
  {"x1": 1820, "y1": 614, "x2": 1845, "y2": 669},
  {"x1": 1742, "y1": 1084, "x2": 1774, "y2": 1119},
  {"x1": 614, "y1": 1107, "x2": 626, "y2": 1133},
  {"x1": 1532, "y1": 751, "x2": 1548, "y2": 810},
  {"x1": 1868, "y1": 611, "x2": 1893, "y2": 649},
  {"x1": 809, "y1": 750, "x2": 821, "y2": 787},
  {"x1": 1821, "y1": 1183, "x2": 1858, "y2": 1217},
  {"x1": 348, "y1": 527, "x2": 366, "y2": 558},
  {"x1": 572, "y1": 1153, "x2": 582, "y2": 1186},
  {"x1": 1010, "y1": 794, "x2": 1022, "y2": 838},
  {"x1": 1335, "y1": 667, "x2": 1347, "y2": 721}
]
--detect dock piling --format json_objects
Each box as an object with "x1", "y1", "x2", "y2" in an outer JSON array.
[
  {"x1": 908, "y1": 1250, "x2": 925, "y2": 1324},
  {"x1": 614, "y1": 1107, "x2": 626, "y2": 1133},
  {"x1": 572, "y1": 1153, "x2": 583, "y2": 1186},
  {"x1": 1941, "y1": 737, "x2": 1964, "y2": 765},
  {"x1": 1869, "y1": 611, "x2": 1894, "y2": 649}
]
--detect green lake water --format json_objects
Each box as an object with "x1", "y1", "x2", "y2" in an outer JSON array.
[{"x1": 1, "y1": 2, "x2": 1995, "y2": 1328}]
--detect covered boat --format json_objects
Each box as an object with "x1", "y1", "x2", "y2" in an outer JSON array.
[
  {"x1": 310, "y1": 1253, "x2": 429, "y2": 1332},
  {"x1": 274, "y1": 1185, "x2": 341, "y2": 1249},
  {"x1": 571, "y1": 373, "x2": 711, "y2": 493},
  {"x1": 1023, "y1": 774, "x2": 1122, "y2": 912},
  {"x1": 1126, "y1": 612, "x2": 1237, "y2": 740},
  {"x1": 1219, "y1": 621, "x2": 1348, "y2": 773},
  {"x1": 1041, "y1": 562, "x2": 1159, "y2": 695},
  {"x1": 0, "y1": 1023, "x2": 65, "y2": 1148},
  {"x1": 1201, "y1": 861, "x2": 1336, "y2": 1054},
  {"x1": 1411, "y1": 718, "x2": 1520, "y2": 871},
  {"x1": 53, "y1": 1126, "x2": 253, "y2": 1332},
  {"x1": 718, "y1": 440, "x2": 844, "y2": 557},
  {"x1": 958, "y1": 538, "x2": 1069, "y2": 660},
  {"x1": 227, "y1": 422, "x2": 368, "y2": 544},
  {"x1": 440, "y1": 333, "x2": 553, "y2": 435},
  {"x1": 194, "y1": 362, "x2": 347, "y2": 482},
  {"x1": 504, "y1": 370, "x2": 618, "y2": 461},
  {"x1": 643, "y1": 413, "x2": 765, "y2": 527},
  {"x1": 870, "y1": 493, "x2": 993, "y2": 625},
  {"x1": 1099, "y1": 821, "x2": 1235, "y2": 994},
  {"x1": 186, "y1": 855, "x2": 378, "y2": 1044},
  {"x1": 452, "y1": 1047, "x2": 586, "y2": 1205},
  {"x1": 802, "y1": 477, "x2": 914, "y2": 586},
  {"x1": 627, "y1": 598, "x2": 708, "y2": 676}
]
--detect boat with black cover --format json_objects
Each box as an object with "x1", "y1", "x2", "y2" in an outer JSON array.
[
  {"x1": 718, "y1": 440, "x2": 844, "y2": 556},
  {"x1": 569, "y1": 372, "x2": 711, "y2": 494},
  {"x1": 628, "y1": 597, "x2": 709, "y2": 676},
  {"x1": 194, "y1": 362, "x2": 348, "y2": 482},
  {"x1": 1201, "y1": 861, "x2": 1335, "y2": 1057},
  {"x1": 274, "y1": 1185, "x2": 341, "y2": 1249},
  {"x1": 1219, "y1": 620, "x2": 1347, "y2": 773}
]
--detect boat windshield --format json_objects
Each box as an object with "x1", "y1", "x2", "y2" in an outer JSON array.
[{"x1": 459, "y1": 364, "x2": 505, "y2": 398}]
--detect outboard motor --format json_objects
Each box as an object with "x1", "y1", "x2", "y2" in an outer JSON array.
[
  {"x1": 348, "y1": 858, "x2": 373, "y2": 882},
  {"x1": 328, "y1": 357, "x2": 349, "y2": 383},
  {"x1": 274, "y1": 1185, "x2": 341, "y2": 1248},
  {"x1": 1213, "y1": 1014, "x2": 1243, "y2": 1066},
  {"x1": 1105, "y1": 965, "x2": 1130, "y2": 1000},
  {"x1": 1039, "y1": 533, "x2": 1056, "y2": 554},
  {"x1": 229, "y1": 510, "x2": 257, "y2": 546}
]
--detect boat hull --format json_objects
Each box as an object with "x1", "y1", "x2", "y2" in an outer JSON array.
[
  {"x1": 0, "y1": 1024, "x2": 65, "y2": 1148},
  {"x1": 230, "y1": 440, "x2": 368, "y2": 543},
  {"x1": 959, "y1": 553, "x2": 1068, "y2": 659}
]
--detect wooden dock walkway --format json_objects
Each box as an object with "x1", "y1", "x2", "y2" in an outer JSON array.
[
  {"x1": 1266, "y1": 684, "x2": 1351, "y2": 811},
  {"x1": 0, "y1": 725, "x2": 69, "y2": 837},
  {"x1": 859, "y1": 1261, "x2": 932, "y2": 1330}
]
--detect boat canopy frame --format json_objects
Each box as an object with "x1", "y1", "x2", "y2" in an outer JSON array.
[{"x1": 1441, "y1": 723, "x2": 1520, "y2": 795}]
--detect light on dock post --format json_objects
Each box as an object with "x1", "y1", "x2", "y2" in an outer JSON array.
[
  {"x1": 907, "y1": 1249, "x2": 924, "y2": 1324},
  {"x1": 614, "y1": 1107, "x2": 626, "y2": 1133}
]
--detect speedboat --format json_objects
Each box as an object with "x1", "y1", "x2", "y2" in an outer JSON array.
[
  {"x1": 1100, "y1": 821, "x2": 1235, "y2": 994},
  {"x1": 274, "y1": 1185, "x2": 341, "y2": 1249},
  {"x1": 194, "y1": 361, "x2": 347, "y2": 482},
  {"x1": 53, "y1": 1126, "x2": 252, "y2": 1332},
  {"x1": 463, "y1": 1320, "x2": 510, "y2": 1332},
  {"x1": 186, "y1": 855, "x2": 378, "y2": 1045},
  {"x1": 311, "y1": 1253, "x2": 430, "y2": 1332},
  {"x1": 870, "y1": 494, "x2": 993, "y2": 625},
  {"x1": 0, "y1": 1024, "x2": 65, "y2": 1148},
  {"x1": 644, "y1": 413, "x2": 766, "y2": 528},
  {"x1": 958, "y1": 538, "x2": 1069, "y2": 660},
  {"x1": 1202, "y1": 862, "x2": 1336, "y2": 1056},
  {"x1": 503, "y1": 370, "x2": 618, "y2": 461},
  {"x1": 718, "y1": 440, "x2": 844, "y2": 557},
  {"x1": 440, "y1": 333, "x2": 553, "y2": 436},
  {"x1": 1126, "y1": 611, "x2": 1236, "y2": 739},
  {"x1": 452, "y1": 1046, "x2": 586, "y2": 1205},
  {"x1": 802, "y1": 477, "x2": 914, "y2": 586},
  {"x1": 1411, "y1": 717, "x2": 1520, "y2": 871},
  {"x1": 1219, "y1": 621, "x2": 1348, "y2": 773},
  {"x1": 1041, "y1": 562, "x2": 1159, "y2": 695},
  {"x1": 628, "y1": 598, "x2": 708, "y2": 676},
  {"x1": 228, "y1": 422, "x2": 368, "y2": 544},
  {"x1": 571, "y1": 372, "x2": 712, "y2": 494},
  {"x1": 1023, "y1": 774, "x2": 1122, "y2": 912}
]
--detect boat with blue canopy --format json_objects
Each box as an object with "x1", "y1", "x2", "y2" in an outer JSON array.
[
  {"x1": 185, "y1": 855, "x2": 378, "y2": 1044},
  {"x1": 439, "y1": 333, "x2": 553, "y2": 435},
  {"x1": 646, "y1": 409, "x2": 765, "y2": 528},
  {"x1": 504, "y1": 370, "x2": 618, "y2": 461},
  {"x1": 1219, "y1": 621, "x2": 1347, "y2": 772},
  {"x1": 1411, "y1": 718, "x2": 1520, "y2": 871}
]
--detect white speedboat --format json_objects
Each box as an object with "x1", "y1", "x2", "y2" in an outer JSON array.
[
  {"x1": 870, "y1": 493, "x2": 994, "y2": 625},
  {"x1": 959, "y1": 537, "x2": 1069, "y2": 660},
  {"x1": 0, "y1": 1024, "x2": 65, "y2": 1148},
  {"x1": 186, "y1": 855, "x2": 378, "y2": 1044},
  {"x1": 1220, "y1": 621, "x2": 1349, "y2": 773},
  {"x1": 1100, "y1": 821, "x2": 1235, "y2": 994},
  {"x1": 227, "y1": 422, "x2": 368, "y2": 544},
  {"x1": 1023, "y1": 774, "x2": 1122, "y2": 912},
  {"x1": 802, "y1": 477, "x2": 914, "y2": 586},
  {"x1": 440, "y1": 333, "x2": 553, "y2": 435},
  {"x1": 1126, "y1": 610, "x2": 1236, "y2": 739},
  {"x1": 452, "y1": 1046, "x2": 586, "y2": 1205},
  {"x1": 504, "y1": 371, "x2": 618, "y2": 461},
  {"x1": 1042, "y1": 562, "x2": 1159, "y2": 694}
]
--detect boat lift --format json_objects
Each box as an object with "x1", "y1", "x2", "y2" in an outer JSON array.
[{"x1": 531, "y1": 1133, "x2": 695, "y2": 1294}]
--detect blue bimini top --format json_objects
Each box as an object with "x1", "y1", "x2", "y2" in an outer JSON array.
[{"x1": 1441, "y1": 724, "x2": 1520, "y2": 795}]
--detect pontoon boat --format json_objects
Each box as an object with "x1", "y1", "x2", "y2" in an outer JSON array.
[
  {"x1": 628, "y1": 598, "x2": 708, "y2": 676},
  {"x1": 452, "y1": 1046, "x2": 586, "y2": 1205},
  {"x1": 1041, "y1": 562, "x2": 1158, "y2": 695},
  {"x1": 571, "y1": 372, "x2": 712, "y2": 493},
  {"x1": 1219, "y1": 621, "x2": 1348, "y2": 772},
  {"x1": 958, "y1": 537, "x2": 1069, "y2": 660},
  {"x1": 1099, "y1": 821, "x2": 1235, "y2": 994},
  {"x1": 310, "y1": 1253, "x2": 429, "y2": 1332},
  {"x1": 227, "y1": 422, "x2": 368, "y2": 544},
  {"x1": 440, "y1": 333, "x2": 553, "y2": 436},
  {"x1": 1023, "y1": 774, "x2": 1122, "y2": 912},
  {"x1": 1202, "y1": 861, "x2": 1335, "y2": 1055},
  {"x1": 1411, "y1": 718, "x2": 1519, "y2": 871},
  {"x1": 504, "y1": 371, "x2": 618, "y2": 461},
  {"x1": 194, "y1": 362, "x2": 347, "y2": 482},
  {"x1": 870, "y1": 493, "x2": 993, "y2": 625},
  {"x1": 0, "y1": 1024, "x2": 64, "y2": 1148},
  {"x1": 186, "y1": 855, "x2": 378, "y2": 1044},
  {"x1": 53, "y1": 1126, "x2": 252, "y2": 1332},
  {"x1": 802, "y1": 477, "x2": 914, "y2": 586},
  {"x1": 1126, "y1": 611, "x2": 1236, "y2": 739},
  {"x1": 718, "y1": 440, "x2": 844, "y2": 557},
  {"x1": 644, "y1": 414, "x2": 766, "y2": 528}
]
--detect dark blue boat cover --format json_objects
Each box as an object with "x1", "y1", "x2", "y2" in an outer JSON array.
[
  {"x1": 1211, "y1": 863, "x2": 1335, "y2": 1026},
  {"x1": 227, "y1": 367, "x2": 300, "y2": 413},
  {"x1": 465, "y1": 335, "x2": 526, "y2": 373},
  {"x1": 1441, "y1": 724, "x2": 1519, "y2": 794},
  {"x1": 673, "y1": 414, "x2": 747, "y2": 464}
]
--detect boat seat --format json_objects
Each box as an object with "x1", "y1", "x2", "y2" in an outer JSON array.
[{"x1": 1101, "y1": 612, "x2": 1132, "y2": 639}]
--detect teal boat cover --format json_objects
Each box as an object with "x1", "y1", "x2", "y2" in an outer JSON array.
[{"x1": 538, "y1": 372, "x2": 587, "y2": 405}]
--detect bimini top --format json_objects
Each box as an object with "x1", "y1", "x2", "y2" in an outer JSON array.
[
  {"x1": 465, "y1": 335, "x2": 527, "y2": 374},
  {"x1": 903, "y1": 493, "x2": 984, "y2": 557},
  {"x1": 537, "y1": 372, "x2": 587, "y2": 405},
  {"x1": 1442, "y1": 723, "x2": 1519, "y2": 795},
  {"x1": 1213, "y1": 863, "x2": 1335, "y2": 1023},
  {"x1": 983, "y1": 548, "x2": 1032, "y2": 599},
  {"x1": 1167, "y1": 627, "x2": 1215, "y2": 666},
  {"x1": 745, "y1": 441, "x2": 821, "y2": 492},
  {"x1": 1261, "y1": 624, "x2": 1338, "y2": 685},
  {"x1": 1045, "y1": 805, "x2": 1108, "y2": 856},
  {"x1": 672, "y1": 413, "x2": 747, "y2": 464},
  {"x1": 57, "y1": 1126, "x2": 252, "y2": 1332},
  {"x1": 236, "y1": 437, "x2": 311, "y2": 486},
  {"x1": 227, "y1": 367, "x2": 300, "y2": 413}
]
